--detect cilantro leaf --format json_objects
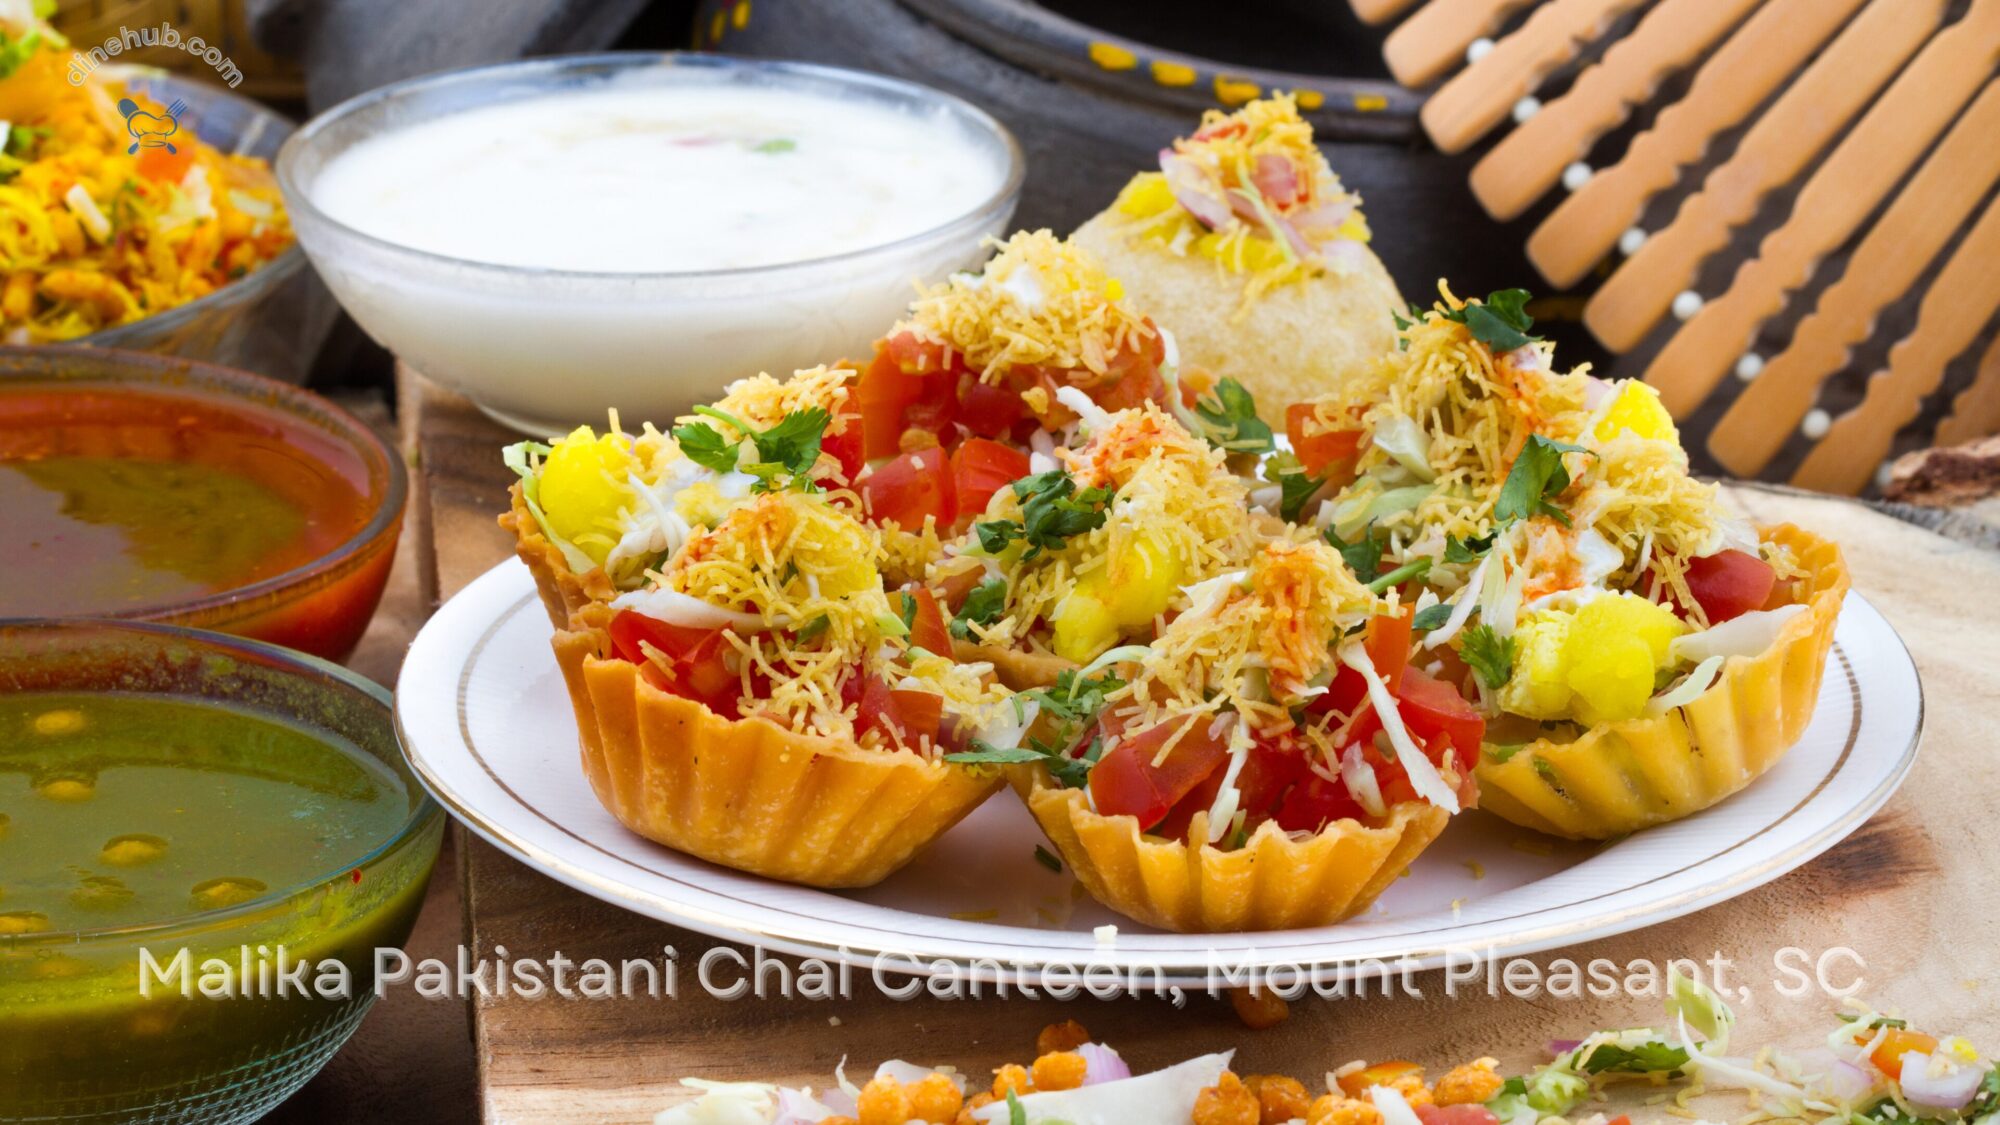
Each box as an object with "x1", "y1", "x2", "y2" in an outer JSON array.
[
  {"x1": 1324, "y1": 527, "x2": 1383, "y2": 584},
  {"x1": 1459, "y1": 624, "x2": 1516, "y2": 690},
  {"x1": 1484, "y1": 742, "x2": 1525, "y2": 764},
  {"x1": 1007, "y1": 1088, "x2": 1028, "y2": 1125},
  {"x1": 753, "y1": 137, "x2": 796, "y2": 153},
  {"x1": 671, "y1": 420, "x2": 740, "y2": 474},
  {"x1": 1578, "y1": 1042, "x2": 1689, "y2": 1076},
  {"x1": 1445, "y1": 530, "x2": 1497, "y2": 564},
  {"x1": 793, "y1": 615, "x2": 830, "y2": 644},
  {"x1": 1278, "y1": 470, "x2": 1324, "y2": 524},
  {"x1": 978, "y1": 470, "x2": 1114, "y2": 559},
  {"x1": 974, "y1": 519, "x2": 1021, "y2": 554},
  {"x1": 950, "y1": 577, "x2": 1008, "y2": 640},
  {"x1": 1191, "y1": 378, "x2": 1275, "y2": 454},
  {"x1": 943, "y1": 742, "x2": 1047, "y2": 765},
  {"x1": 1458, "y1": 288, "x2": 1539, "y2": 351},
  {"x1": 1412, "y1": 601, "x2": 1457, "y2": 631},
  {"x1": 750, "y1": 407, "x2": 829, "y2": 479},
  {"x1": 1494, "y1": 434, "x2": 1586, "y2": 527}
]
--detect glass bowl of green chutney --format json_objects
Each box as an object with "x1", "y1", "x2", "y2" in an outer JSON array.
[{"x1": 0, "y1": 620, "x2": 444, "y2": 1125}]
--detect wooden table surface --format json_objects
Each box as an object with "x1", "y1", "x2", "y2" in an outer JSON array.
[{"x1": 402, "y1": 371, "x2": 1999, "y2": 1125}]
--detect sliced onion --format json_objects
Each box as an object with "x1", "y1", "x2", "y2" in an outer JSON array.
[
  {"x1": 1340, "y1": 743, "x2": 1388, "y2": 818},
  {"x1": 1158, "y1": 151, "x2": 1232, "y2": 230},
  {"x1": 1288, "y1": 198, "x2": 1353, "y2": 235},
  {"x1": 1646, "y1": 655, "x2": 1724, "y2": 716},
  {"x1": 1055, "y1": 385, "x2": 1114, "y2": 434},
  {"x1": 1547, "y1": 1039, "x2": 1583, "y2": 1056},
  {"x1": 1322, "y1": 239, "x2": 1369, "y2": 271},
  {"x1": 610, "y1": 587, "x2": 776, "y2": 632},
  {"x1": 1424, "y1": 553, "x2": 1492, "y2": 650},
  {"x1": 1806, "y1": 1056, "x2": 1879, "y2": 1104},
  {"x1": 1077, "y1": 1042, "x2": 1132, "y2": 1086},
  {"x1": 1671, "y1": 604, "x2": 1805, "y2": 664},
  {"x1": 1251, "y1": 154, "x2": 1300, "y2": 206},
  {"x1": 1899, "y1": 1052, "x2": 1985, "y2": 1110}
]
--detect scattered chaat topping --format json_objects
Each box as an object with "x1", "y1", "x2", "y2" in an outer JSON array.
[
  {"x1": 0, "y1": 14, "x2": 293, "y2": 341},
  {"x1": 954, "y1": 403, "x2": 1258, "y2": 664},
  {"x1": 1291, "y1": 284, "x2": 1793, "y2": 730},
  {"x1": 1102, "y1": 93, "x2": 1373, "y2": 307},
  {"x1": 897, "y1": 228, "x2": 1156, "y2": 387}
]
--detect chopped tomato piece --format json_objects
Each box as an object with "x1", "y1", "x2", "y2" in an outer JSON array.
[
  {"x1": 673, "y1": 631, "x2": 742, "y2": 711},
  {"x1": 1286, "y1": 402, "x2": 1365, "y2": 483},
  {"x1": 1088, "y1": 715, "x2": 1230, "y2": 830},
  {"x1": 1273, "y1": 770, "x2": 1370, "y2": 833},
  {"x1": 853, "y1": 671, "x2": 944, "y2": 750},
  {"x1": 933, "y1": 563, "x2": 989, "y2": 613},
  {"x1": 1152, "y1": 766, "x2": 1226, "y2": 842},
  {"x1": 1680, "y1": 549, "x2": 1777, "y2": 624},
  {"x1": 1337, "y1": 1060, "x2": 1424, "y2": 1099},
  {"x1": 1089, "y1": 327, "x2": 1167, "y2": 412},
  {"x1": 886, "y1": 689, "x2": 943, "y2": 745},
  {"x1": 859, "y1": 336, "x2": 959, "y2": 459},
  {"x1": 949, "y1": 437, "x2": 1030, "y2": 525},
  {"x1": 1365, "y1": 607, "x2": 1414, "y2": 688},
  {"x1": 903, "y1": 586, "x2": 953, "y2": 656},
  {"x1": 606, "y1": 610, "x2": 712, "y2": 664},
  {"x1": 821, "y1": 399, "x2": 866, "y2": 484},
  {"x1": 957, "y1": 377, "x2": 1029, "y2": 438},
  {"x1": 859, "y1": 446, "x2": 955, "y2": 529},
  {"x1": 136, "y1": 143, "x2": 195, "y2": 184},
  {"x1": 1865, "y1": 1028, "x2": 1938, "y2": 1078},
  {"x1": 1395, "y1": 666, "x2": 1485, "y2": 767},
  {"x1": 1233, "y1": 733, "x2": 1309, "y2": 820}
]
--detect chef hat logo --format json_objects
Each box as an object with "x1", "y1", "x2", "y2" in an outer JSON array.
[{"x1": 117, "y1": 96, "x2": 185, "y2": 155}]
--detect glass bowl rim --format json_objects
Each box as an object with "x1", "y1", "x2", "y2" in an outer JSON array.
[
  {"x1": 0, "y1": 618, "x2": 443, "y2": 946},
  {"x1": 75, "y1": 70, "x2": 306, "y2": 349},
  {"x1": 275, "y1": 50, "x2": 1027, "y2": 283},
  {"x1": 0, "y1": 343, "x2": 409, "y2": 623}
]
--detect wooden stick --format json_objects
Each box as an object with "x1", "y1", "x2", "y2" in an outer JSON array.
[
  {"x1": 1420, "y1": 0, "x2": 1649, "y2": 155},
  {"x1": 1352, "y1": 0, "x2": 1428, "y2": 27},
  {"x1": 1706, "y1": 80, "x2": 2000, "y2": 476},
  {"x1": 1525, "y1": 0, "x2": 1858, "y2": 289},
  {"x1": 1579, "y1": 0, "x2": 1946, "y2": 353},
  {"x1": 1645, "y1": 0, "x2": 2000, "y2": 418},
  {"x1": 1385, "y1": 0, "x2": 1540, "y2": 88},
  {"x1": 1470, "y1": 0, "x2": 1762, "y2": 222},
  {"x1": 1935, "y1": 334, "x2": 2000, "y2": 449},
  {"x1": 1791, "y1": 196, "x2": 2000, "y2": 494}
]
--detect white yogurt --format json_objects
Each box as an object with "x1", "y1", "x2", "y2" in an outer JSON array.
[
  {"x1": 311, "y1": 85, "x2": 1001, "y2": 273},
  {"x1": 288, "y1": 65, "x2": 1016, "y2": 435}
]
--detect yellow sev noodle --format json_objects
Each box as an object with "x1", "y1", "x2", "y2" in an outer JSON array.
[
  {"x1": 1109, "y1": 536, "x2": 1379, "y2": 738},
  {"x1": 895, "y1": 228, "x2": 1154, "y2": 383},
  {"x1": 0, "y1": 36, "x2": 293, "y2": 341},
  {"x1": 1305, "y1": 283, "x2": 1724, "y2": 614},
  {"x1": 653, "y1": 490, "x2": 1008, "y2": 747}
]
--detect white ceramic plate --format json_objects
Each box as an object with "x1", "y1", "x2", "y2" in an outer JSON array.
[{"x1": 397, "y1": 559, "x2": 1922, "y2": 986}]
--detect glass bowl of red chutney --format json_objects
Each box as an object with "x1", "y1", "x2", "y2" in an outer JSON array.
[{"x1": 0, "y1": 348, "x2": 405, "y2": 662}]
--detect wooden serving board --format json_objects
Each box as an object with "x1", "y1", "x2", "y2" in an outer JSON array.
[{"x1": 404, "y1": 371, "x2": 1999, "y2": 1125}]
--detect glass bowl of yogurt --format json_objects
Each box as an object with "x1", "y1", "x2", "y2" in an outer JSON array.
[{"x1": 277, "y1": 53, "x2": 1023, "y2": 435}]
